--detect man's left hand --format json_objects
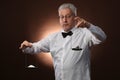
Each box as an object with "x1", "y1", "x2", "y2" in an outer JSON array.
[{"x1": 74, "y1": 17, "x2": 90, "y2": 28}]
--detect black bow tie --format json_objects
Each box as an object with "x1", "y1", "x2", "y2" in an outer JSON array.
[{"x1": 62, "y1": 31, "x2": 73, "y2": 38}]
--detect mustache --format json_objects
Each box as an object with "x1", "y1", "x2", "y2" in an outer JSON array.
[{"x1": 63, "y1": 23, "x2": 69, "y2": 25}]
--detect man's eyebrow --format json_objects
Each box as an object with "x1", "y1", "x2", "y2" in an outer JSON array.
[{"x1": 59, "y1": 14, "x2": 73, "y2": 16}]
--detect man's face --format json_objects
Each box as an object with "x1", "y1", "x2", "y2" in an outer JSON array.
[{"x1": 59, "y1": 8, "x2": 75, "y2": 32}]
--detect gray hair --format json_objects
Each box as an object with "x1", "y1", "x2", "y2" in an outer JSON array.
[{"x1": 58, "y1": 3, "x2": 77, "y2": 16}]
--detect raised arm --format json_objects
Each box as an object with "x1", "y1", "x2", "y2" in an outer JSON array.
[
  {"x1": 88, "y1": 24, "x2": 107, "y2": 42},
  {"x1": 75, "y1": 17, "x2": 107, "y2": 45}
]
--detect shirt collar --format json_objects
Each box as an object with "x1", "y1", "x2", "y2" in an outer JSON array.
[{"x1": 61, "y1": 26, "x2": 77, "y2": 33}]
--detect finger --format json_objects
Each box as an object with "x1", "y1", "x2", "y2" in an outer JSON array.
[
  {"x1": 75, "y1": 17, "x2": 82, "y2": 22},
  {"x1": 74, "y1": 17, "x2": 80, "y2": 20},
  {"x1": 19, "y1": 40, "x2": 28, "y2": 49},
  {"x1": 75, "y1": 17, "x2": 82, "y2": 27},
  {"x1": 76, "y1": 19, "x2": 85, "y2": 28},
  {"x1": 79, "y1": 19, "x2": 88, "y2": 27},
  {"x1": 19, "y1": 43, "x2": 25, "y2": 49}
]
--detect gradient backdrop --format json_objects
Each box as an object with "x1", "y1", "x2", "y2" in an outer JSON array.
[{"x1": 1, "y1": 0, "x2": 119, "y2": 80}]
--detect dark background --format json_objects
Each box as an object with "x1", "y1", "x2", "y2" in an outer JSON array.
[{"x1": 1, "y1": 0, "x2": 119, "y2": 80}]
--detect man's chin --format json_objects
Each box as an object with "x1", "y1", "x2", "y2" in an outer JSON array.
[{"x1": 63, "y1": 26, "x2": 71, "y2": 32}]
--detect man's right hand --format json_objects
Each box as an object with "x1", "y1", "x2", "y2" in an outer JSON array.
[{"x1": 19, "y1": 40, "x2": 32, "y2": 49}]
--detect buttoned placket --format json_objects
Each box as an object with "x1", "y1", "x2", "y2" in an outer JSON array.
[{"x1": 60, "y1": 35, "x2": 73, "y2": 80}]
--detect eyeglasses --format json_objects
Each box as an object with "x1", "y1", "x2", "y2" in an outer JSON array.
[{"x1": 59, "y1": 14, "x2": 74, "y2": 19}]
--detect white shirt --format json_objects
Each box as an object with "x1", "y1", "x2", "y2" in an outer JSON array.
[{"x1": 23, "y1": 24, "x2": 106, "y2": 80}]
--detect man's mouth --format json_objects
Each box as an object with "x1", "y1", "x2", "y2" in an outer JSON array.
[{"x1": 63, "y1": 24, "x2": 69, "y2": 26}]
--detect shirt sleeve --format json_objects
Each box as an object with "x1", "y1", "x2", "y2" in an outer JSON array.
[
  {"x1": 87, "y1": 24, "x2": 107, "y2": 46},
  {"x1": 22, "y1": 36, "x2": 50, "y2": 54}
]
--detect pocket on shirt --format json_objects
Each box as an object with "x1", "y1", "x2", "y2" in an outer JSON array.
[{"x1": 71, "y1": 45, "x2": 82, "y2": 51}]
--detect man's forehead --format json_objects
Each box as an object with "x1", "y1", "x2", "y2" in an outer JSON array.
[{"x1": 58, "y1": 8, "x2": 73, "y2": 15}]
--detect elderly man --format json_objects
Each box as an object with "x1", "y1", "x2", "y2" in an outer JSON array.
[{"x1": 20, "y1": 3, "x2": 106, "y2": 80}]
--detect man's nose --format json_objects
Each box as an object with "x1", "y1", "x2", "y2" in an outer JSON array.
[{"x1": 63, "y1": 17, "x2": 67, "y2": 22}]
